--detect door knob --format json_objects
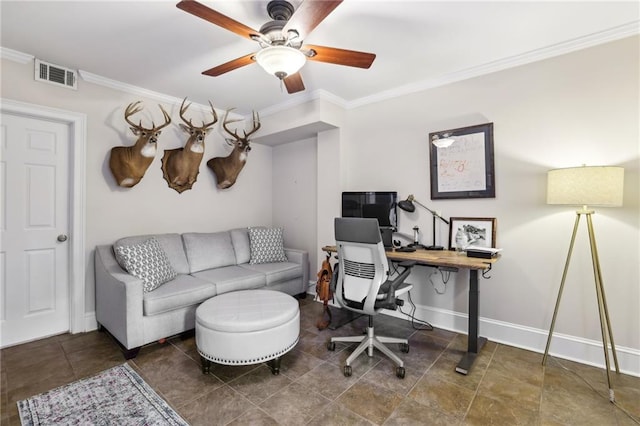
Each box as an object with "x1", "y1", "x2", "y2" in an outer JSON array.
[{"x1": 57, "y1": 234, "x2": 68, "y2": 242}]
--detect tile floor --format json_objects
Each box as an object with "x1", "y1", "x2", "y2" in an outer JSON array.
[{"x1": 2, "y1": 297, "x2": 639, "y2": 425}]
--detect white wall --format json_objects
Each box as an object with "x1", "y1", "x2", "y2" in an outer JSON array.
[
  {"x1": 272, "y1": 136, "x2": 318, "y2": 289},
  {"x1": 1, "y1": 58, "x2": 275, "y2": 314}
]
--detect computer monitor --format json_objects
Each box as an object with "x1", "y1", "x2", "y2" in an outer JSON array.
[{"x1": 341, "y1": 191, "x2": 398, "y2": 232}]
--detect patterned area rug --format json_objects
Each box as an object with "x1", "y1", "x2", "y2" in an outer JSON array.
[{"x1": 17, "y1": 363, "x2": 188, "y2": 426}]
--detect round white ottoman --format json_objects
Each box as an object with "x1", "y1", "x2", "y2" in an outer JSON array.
[{"x1": 195, "y1": 289, "x2": 300, "y2": 375}]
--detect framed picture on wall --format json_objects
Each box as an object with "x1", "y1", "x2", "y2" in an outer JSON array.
[
  {"x1": 448, "y1": 217, "x2": 497, "y2": 250},
  {"x1": 429, "y1": 123, "x2": 495, "y2": 199}
]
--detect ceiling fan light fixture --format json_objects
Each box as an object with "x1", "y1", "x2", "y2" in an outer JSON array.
[{"x1": 255, "y1": 46, "x2": 306, "y2": 80}]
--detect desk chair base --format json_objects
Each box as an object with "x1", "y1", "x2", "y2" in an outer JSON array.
[{"x1": 328, "y1": 317, "x2": 409, "y2": 378}]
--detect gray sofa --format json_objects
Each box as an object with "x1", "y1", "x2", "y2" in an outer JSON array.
[{"x1": 95, "y1": 228, "x2": 309, "y2": 358}]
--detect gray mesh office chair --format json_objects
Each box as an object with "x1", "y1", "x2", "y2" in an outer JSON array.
[{"x1": 327, "y1": 217, "x2": 415, "y2": 378}]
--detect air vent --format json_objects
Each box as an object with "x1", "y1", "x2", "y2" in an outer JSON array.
[{"x1": 34, "y1": 59, "x2": 77, "y2": 90}]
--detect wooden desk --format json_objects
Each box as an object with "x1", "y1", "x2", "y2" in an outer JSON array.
[{"x1": 322, "y1": 245, "x2": 499, "y2": 375}]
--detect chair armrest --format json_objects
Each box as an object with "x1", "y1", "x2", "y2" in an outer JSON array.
[
  {"x1": 378, "y1": 262, "x2": 415, "y2": 309},
  {"x1": 94, "y1": 245, "x2": 145, "y2": 349}
]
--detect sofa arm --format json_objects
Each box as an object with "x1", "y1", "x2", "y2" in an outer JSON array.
[
  {"x1": 285, "y1": 248, "x2": 309, "y2": 292},
  {"x1": 95, "y1": 245, "x2": 145, "y2": 349}
]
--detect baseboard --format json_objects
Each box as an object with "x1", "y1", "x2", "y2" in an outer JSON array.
[
  {"x1": 383, "y1": 302, "x2": 640, "y2": 377},
  {"x1": 84, "y1": 312, "x2": 98, "y2": 332}
]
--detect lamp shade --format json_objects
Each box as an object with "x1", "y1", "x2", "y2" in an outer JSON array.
[
  {"x1": 547, "y1": 166, "x2": 624, "y2": 207},
  {"x1": 255, "y1": 46, "x2": 306, "y2": 80},
  {"x1": 398, "y1": 195, "x2": 416, "y2": 212}
]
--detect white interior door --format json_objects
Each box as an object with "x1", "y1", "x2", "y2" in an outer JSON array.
[{"x1": 1, "y1": 113, "x2": 71, "y2": 347}]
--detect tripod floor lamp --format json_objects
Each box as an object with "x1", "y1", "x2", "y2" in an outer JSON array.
[
  {"x1": 398, "y1": 194, "x2": 449, "y2": 250},
  {"x1": 543, "y1": 165, "x2": 624, "y2": 403}
]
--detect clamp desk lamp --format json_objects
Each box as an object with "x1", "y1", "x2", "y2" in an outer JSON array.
[
  {"x1": 398, "y1": 194, "x2": 449, "y2": 250},
  {"x1": 543, "y1": 165, "x2": 624, "y2": 402}
]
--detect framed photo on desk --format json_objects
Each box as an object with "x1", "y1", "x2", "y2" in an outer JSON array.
[{"x1": 449, "y1": 217, "x2": 497, "y2": 250}]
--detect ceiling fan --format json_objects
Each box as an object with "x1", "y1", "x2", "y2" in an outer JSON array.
[{"x1": 176, "y1": 0, "x2": 376, "y2": 94}]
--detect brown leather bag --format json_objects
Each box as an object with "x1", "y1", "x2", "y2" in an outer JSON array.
[{"x1": 315, "y1": 255, "x2": 334, "y2": 330}]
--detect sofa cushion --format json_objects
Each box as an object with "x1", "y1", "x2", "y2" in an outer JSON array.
[
  {"x1": 183, "y1": 232, "x2": 236, "y2": 273},
  {"x1": 248, "y1": 227, "x2": 288, "y2": 264},
  {"x1": 240, "y1": 262, "x2": 302, "y2": 286},
  {"x1": 114, "y1": 233, "x2": 190, "y2": 275},
  {"x1": 114, "y1": 237, "x2": 177, "y2": 292},
  {"x1": 230, "y1": 228, "x2": 251, "y2": 265},
  {"x1": 143, "y1": 274, "x2": 216, "y2": 316},
  {"x1": 192, "y1": 265, "x2": 266, "y2": 295}
]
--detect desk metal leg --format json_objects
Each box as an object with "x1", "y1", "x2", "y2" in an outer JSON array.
[{"x1": 456, "y1": 269, "x2": 487, "y2": 375}]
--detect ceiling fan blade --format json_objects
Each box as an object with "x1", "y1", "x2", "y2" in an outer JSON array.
[
  {"x1": 305, "y1": 45, "x2": 376, "y2": 69},
  {"x1": 202, "y1": 53, "x2": 256, "y2": 77},
  {"x1": 282, "y1": 0, "x2": 343, "y2": 40},
  {"x1": 284, "y1": 73, "x2": 305, "y2": 94},
  {"x1": 177, "y1": 0, "x2": 260, "y2": 41}
]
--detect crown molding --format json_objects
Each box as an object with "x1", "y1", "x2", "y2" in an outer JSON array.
[
  {"x1": 0, "y1": 47, "x2": 34, "y2": 64},
  {"x1": 77, "y1": 70, "x2": 239, "y2": 118},
  {"x1": 344, "y1": 21, "x2": 640, "y2": 110},
  {"x1": 258, "y1": 88, "x2": 347, "y2": 118},
  {"x1": 78, "y1": 70, "x2": 184, "y2": 105}
]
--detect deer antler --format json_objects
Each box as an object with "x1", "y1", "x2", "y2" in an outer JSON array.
[
  {"x1": 243, "y1": 111, "x2": 261, "y2": 138},
  {"x1": 124, "y1": 101, "x2": 171, "y2": 130},
  {"x1": 154, "y1": 105, "x2": 172, "y2": 131},
  {"x1": 222, "y1": 108, "x2": 242, "y2": 140},
  {"x1": 222, "y1": 109, "x2": 260, "y2": 140},
  {"x1": 203, "y1": 101, "x2": 218, "y2": 129},
  {"x1": 180, "y1": 97, "x2": 218, "y2": 130},
  {"x1": 124, "y1": 101, "x2": 144, "y2": 129}
]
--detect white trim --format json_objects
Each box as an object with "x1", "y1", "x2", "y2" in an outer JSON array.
[
  {"x1": 85, "y1": 311, "x2": 98, "y2": 332},
  {"x1": 258, "y1": 89, "x2": 348, "y2": 118},
  {"x1": 0, "y1": 98, "x2": 87, "y2": 334},
  {"x1": 383, "y1": 301, "x2": 640, "y2": 377},
  {"x1": 77, "y1": 70, "x2": 241, "y2": 119},
  {"x1": 346, "y1": 21, "x2": 640, "y2": 109},
  {"x1": 78, "y1": 70, "x2": 180, "y2": 105},
  {"x1": 0, "y1": 47, "x2": 34, "y2": 64}
]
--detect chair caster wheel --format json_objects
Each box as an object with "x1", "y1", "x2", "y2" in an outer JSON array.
[
  {"x1": 396, "y1": 366, "x2": 406, "y2": 379},
  {"x1": 343, "y1": 365, "x2": 352, "y2": 377},
  {"x1": 400, "y1": 343, "x2": 410, "y2": 353},
  {"x1": 327, "y1": 341, "x2": 336, "y2": 351}
]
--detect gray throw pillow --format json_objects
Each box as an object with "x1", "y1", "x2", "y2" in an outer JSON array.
[
  {"x1": 114, "y1": 237, "x2": 177, "y2": 292},
  {"x1": 248, "y1": 227, "x2": 288, "y2": 264}
]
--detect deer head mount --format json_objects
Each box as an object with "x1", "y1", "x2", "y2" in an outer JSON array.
[
  {"x1": 161, "y1": 97, "x2": 218, "y2": 193},
  {"x1": 207, "y1": 109, "x2": 260, "y2": 189},
  {"x1": 109, "y1": 101, "x2": 171, "y2": 188}
]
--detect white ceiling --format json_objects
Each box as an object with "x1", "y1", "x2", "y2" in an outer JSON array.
[{"x1": 1, "y1": 1, "x2": 638, "y2": 115}]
